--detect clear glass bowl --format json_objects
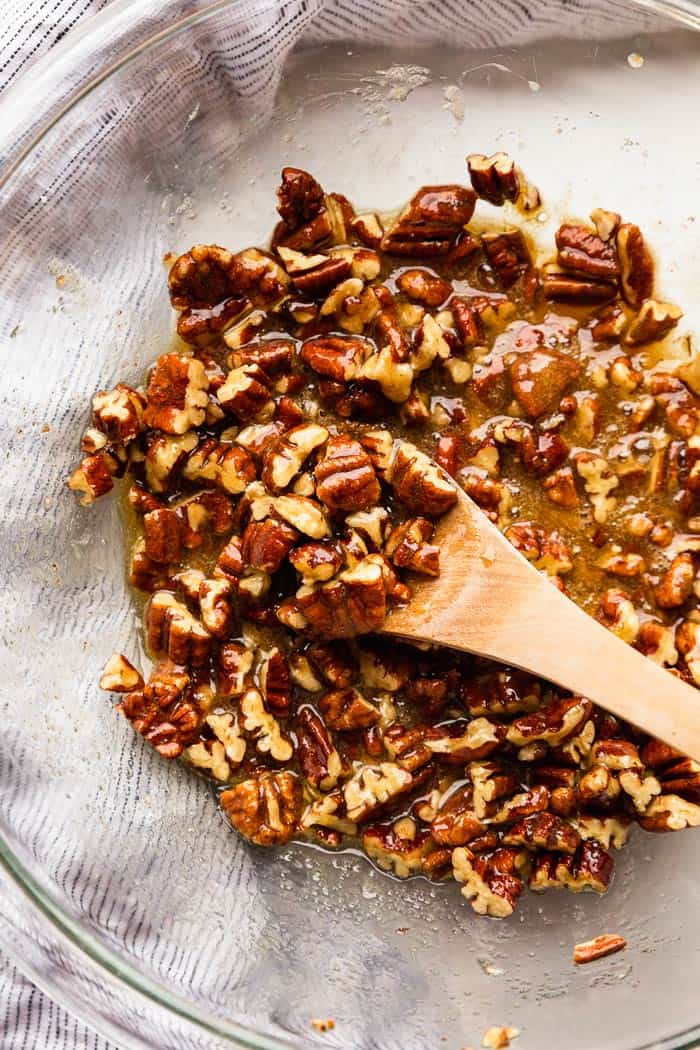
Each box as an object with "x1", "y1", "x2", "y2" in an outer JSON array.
[{"x1": 2, "y1": 1, "x2": 700, "y2": 1047}]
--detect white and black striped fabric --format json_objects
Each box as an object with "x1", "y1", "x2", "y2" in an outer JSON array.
[{"x1": 0, "y1": 1, "x2": 673, "y2": 1048}]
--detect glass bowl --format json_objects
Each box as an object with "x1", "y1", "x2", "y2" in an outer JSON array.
[{"x1": 2, "y1": 1, "x2": 700, "y2": 1047}]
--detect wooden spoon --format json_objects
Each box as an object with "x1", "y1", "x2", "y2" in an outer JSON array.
[{"x1": 382, "y1": 480, "x2": 700, "y2": 762}]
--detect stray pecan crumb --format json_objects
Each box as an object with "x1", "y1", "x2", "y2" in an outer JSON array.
[{"x1": 573, "y1": 933, "x2": 627, "y2": 965}]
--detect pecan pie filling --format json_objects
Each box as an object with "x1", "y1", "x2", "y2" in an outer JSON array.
[{"x1": 70, "y1": 155, "x2": 700, "y2": 917}]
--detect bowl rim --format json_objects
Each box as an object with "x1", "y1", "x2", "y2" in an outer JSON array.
[{"x1": 2, "y1": 0, "x2": 700, "y2": 1046}]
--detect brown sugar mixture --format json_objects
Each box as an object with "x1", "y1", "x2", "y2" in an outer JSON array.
[{"x1": 69, "y1": 154, "x2": 700, "y2": 918}]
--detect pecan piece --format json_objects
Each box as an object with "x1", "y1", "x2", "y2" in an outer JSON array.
[
  {"x1": 296, "y1": 706, "x2": 342, "y2": 789},
  {"x1": 92, "y1": 384, "x2": 145, "y2": 446},
  {"x1": 198, "y1": 578, "x2": 234, "y2": 639},
  {"x1": 397, "y1": 268, "x2": 452, "y2": 307},
  {"x1": 217, "y1": 641, "x2": 254, "y2": 697},
  {"x1": 430, "y1": 785, "x2": 486, "y2": 846},
  {"x1": 67, "y1": 452, "x2": 116, "y2": 504},
  {"x1": 117, "y1": 661, "x2": 205, "y2": 758},
  {"x1": 99, "y1": 653, "x2": 144, "y2": 693},
  {"x1": 300, "y1": 334, "x2": 370, "y2": 382},
  {"x1": 315, "y1": 435, "x2": 380, "y2": 513},
  {"x1": 388, "y1": 440, "x2": 457, "y2": 518},
  {"x1": 506, "y1": 696, "x2": 592, "y2": 747},
  {"x1": 625, "y1": 299, "x2": 683, "y2": 346},
  {"x1": 573, "y1": 934, "x2": 627, "y2": 965},
  {"x1": 555, "y1": 223, "x2": 619, "y2": 279},
  {"x1": 503, "y1": 812, "x2": 580, "y2": 854},
  {"x1": 220, "y1": 770, "x2": 302, "y2": 846},
  {"x1": 276, "y1": 167, "x2": 325, "y2": 227},
  {"x1": 343, "y1": 761, "x2": 414, "y2": 822},
  {"x1": 482, "y1": 229, "x2": 532, "y2": 289},
  {"x1": 452, "y1": 846, "x2": 524, "y2": 917},
  {"x1": 653, "y1": 552, "x2": 695, "y2": 609},
  {"x1": 467, "y1": 152, "x2": 519, "y2": 205},
  {"x1": 145, "y1": 591, "x2": 212, "y2": 667},
  {"x1": 261, "y1": 423, "x2": 328, "y2": 492},
  {"x1": 143, "y1": 354, "x2": 209, "y2": 434},
  {"x1": 183, "y1": 438, "x2": 257, "y2": 495},
  {"x1": 320, "y1": 687, "x2": 379, "y2": 731},
  {"x1": 510, "y1": 348, "x2": 580, "y2": 419},
  {"x1": 144, "y1": 507, "x2": 184, "y2": 564},
  {"x1": 384, "y1": 516, "x2": 439, "y2": 576},
  {"x1": 638, "y1": 793, "x2": 700, "y2": 831},
  {"x1": 542, "y1": 466, "x2": 579, "y2": 508},
  {"x1": 381, "y1": 185, "x2": 476, "y2": 256},
  {"x1": 363, "y1": 820, "x2": 434, "y2": 878},
  {"x1": 239, "y1": 687, "x2": 292, "y2": 762},
  {"x1": 241, "y1": 518, "x2": 299, "y2": 573},
  {"x1": 288, "y1": 555, "x2": 388, "y2": 638},
  {"x1": 218, "y1": 364, "x2": 274, "y2": 423},
  {"x1": 617, "y1": 223, "x2": 654, "y2": 307},
  {"x1": 543, "y1": 272, "x2": 617, "y2": 304}
]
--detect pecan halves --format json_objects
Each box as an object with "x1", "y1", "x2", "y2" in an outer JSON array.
[
  {"x1": 381, "y1": 185, "x2": 476, "y2": 256},
  {"x1": 482, "y1": 229, "x2": 533, "y2": 290},
  {"x1": 315, "y1": 435, "x2": 380, "y2": 513},
  {"x1": 388, "y1": 440, "x2": 457, "y2": 518},
  {"x1": 555, "y1": 223, "x2": 619, "y2": 280},
  {"x1": 220, "y1": 770, "x2": 302, "y2": 846},
  {"x1": 143, "y1": 354, "x2": 210, "y2": 434},
  {"x1": 452, "y1": 846, "x2": 524, "y2": 917},
  {"x1": 617, "y1": 223, "x2": 654, "y2": 308},
  {"x1": 295, "y1": 706, "x2": 342, "y2": 789}
]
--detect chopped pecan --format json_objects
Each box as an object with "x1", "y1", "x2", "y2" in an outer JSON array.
[
  {"x1": 482, "y1": 229, "x2": 533, "y2": 289},
  {"x1": 510, "y1": 348, "x2": 580, "y2": 420},
  {"x1": 230, "y1": 338, "x2": 295, "y2": 377},
  {"x1": 397, "y1": 268, "x2": 452, "y2": 307},
  {"x1": 343, "y1": 761, "x2": 414, "y2": 822},
  {"x1": 430, "y1": 785, "x2": 486, "y2": 846},
  {"x1": 218, "y1": 364, "x2": 274, "y2": 423},
  {"x1": 363, "y1": 820, "x2": 434, "y2": 878},
  {"x1": 462, "y1": 670, "x2": 541, "y2": 718},
  {"x1": 542, "y1": 466, "x2": 579, "y2": 508},
  {"x1": 507, "y1": 696, "x2": 592, "y2": 747},
  {"x1": 239, "y1": 687, "x2": 292, "y2": 762},
  {"x1": 260, "y1": 423, "x2": 328, "y2": 492},
  {"x1": 185, "y1": 711, "x2": 246, "y2": 781},
  {"x1": 67, "y1": 452, "x2": 116, "y2": 504},
  {"x1": 308, "y1": 641, "x2": 357, "y2": 687},
  {"x1": 143, "y1": 354, "x2": 209, "y2": 434},
  {"x1": 129, "y1": 542, "x2": 174, "y2": 593},
  {"x1": 296, "y1": 706, "x2": 342, "y2": 789},
  {"x1": 198, "y1": 578, "x2": 234, "y2": 638},
  {"x1": 617, "y1": 223, "x2": 654, "y2": 308},
  {"x1": 388, "y1": 440, "x2": 457, "y2": 518},
  {"x1": 217, "y1": 641, "x2": 254, "y2": 697},
  {"x1": 99, "y1": 653, "x2": 144, "y2": 693},
  {"x1": 503, "y1": 812, "x2": 580, "y2": 854},
  {"x1": 424, "y1": 717, "x2": 505, "y2": 763},
  {"x1": 574, "y1": 452, "x2": 619, "y2": 524},
  {"x1": 143, "y1": 507, "x2": 184, "y2": 564},
  {"x1": 92, "y1": 384, "x2": 145, "y2": 446},
  {"x1": 637, "y1": 620, "x2": 678, "y2": 666},
  {"x1": 276, "y1": 167, "x2": 325, "y2": 228},
  {"x1": 183, "y1": 438, "x2": 257, "y2": 495},
  {"x1": 596, "y1": 589, "x2": 640, "y2": 644},
  {"x1": 286, "y1": 555, "x2": 388, "y2": 638},
  {"x1": 653, "y1": 552, "x2": 695, "y2": 608},
  {"x1": 359, "y1": 646, "x2": 412, "y2": 692},
  {"x1": 220, "y1": 770, "x2": 302, "y2": 846},
  {"x1": 320, "y1": 687, "x2": 379, "y2": 730},
  {"x1": 625, "y1": 299, "x2": 683, "y2": 346},
  {"x1": 117, "y1": 661, "x2": 205, "y2": 758},
  {"x1": 300, "y1": 334, "x2": 370, "y2": 382},
  {"x1": 314, "y1": 435, "x2": 380, "y2": 513},
  {"x1": 381, "y1": 185, "x2": 476, "y2": 256},
  {"x1": 452, "y1": 846, "x2": 524, "y2": 917},
  {"x1": 250, "y1": 492, "x2": 330, "y2": 539},
  {"x1": 577, "y1": 765, "x2": 621, "y2": 810},
  {"x1": 492, "y1": 784, "x2": 550, "y2": 825},
  {"x1": 146, "y1": 591, "x2": 212, "y2": 667},
  {"x1": 241, "y1": 517, "x2": 299, "y2": 573},
  {"x1": 289, "y1": 541, "x2": 344, "y2": 583},
  {"x1": 597, "y1": 548, "x2": 645, "y2": 577},
  {"x1": 573, "y1": 934, "x2": 627, "y2": 965},
  {"x1": 530, "y1": 840, "x2": 614, "y2": 894},
  {"x1": 384, "y1": 516, "x2": 439, "y2": 576},
  {"x1": 467, "y1": 152, "x2": 519, "y2": 205},
  {"x1": 278, "y1": 248, "x2": 352, "y2": 297},
  {"x1": 351, "y1": 212, "x2": 384, "y2": 249},
  {"x1": 144, "y1": 432, "x2": 199, "y2": 494},
  {"x1": 259, "y1": 648, "x2": 292, "y2": 715},
  {"x1": 555, "y1": 223, "x2": 619, "y2": 279},
  {"x1": 638, "y1": 793, "x2": 700, "y2": 832}
]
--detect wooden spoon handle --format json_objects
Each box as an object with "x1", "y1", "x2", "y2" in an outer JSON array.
[{"x1": 382, "y1": 488, "x2": 700, "y2": 760}]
